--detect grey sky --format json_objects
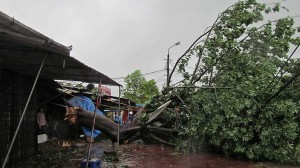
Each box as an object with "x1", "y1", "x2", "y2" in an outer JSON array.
[{"x1": 1, "y1": 0, "x2": 300, "y2": 89}]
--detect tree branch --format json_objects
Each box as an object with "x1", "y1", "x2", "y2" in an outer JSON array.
[
  {"x1": 189, "y1": 14, "x2": 222, "y2": 85},
  {"x1": 168, "y1": 31, "x2": 210, "y2": 86},
  {"x1": 148, "y1": 133, "x2": 175, "y2": 146},
  {"x1": 264, "y1": 69, "x2": 300, "y2": 106}
]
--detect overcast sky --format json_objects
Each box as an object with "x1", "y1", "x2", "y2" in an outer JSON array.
[{"x1": 1, "y1": 0, "x2": 300, "y2": 90}]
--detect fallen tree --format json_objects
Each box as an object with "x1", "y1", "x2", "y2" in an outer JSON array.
[
  {"x1": 146, "y1": 0, "x2": 300, "y2": 164},
  {"x1": 64, "y1": 100, "x2": 178, "y2": 145}
]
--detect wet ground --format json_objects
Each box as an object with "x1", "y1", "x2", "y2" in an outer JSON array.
[
  {"x1": 7, "y1": 139, "x2": 300, "y2": 168},
  {"x1": 112, "y1": 144, "x2": 255, "y2": 168}
]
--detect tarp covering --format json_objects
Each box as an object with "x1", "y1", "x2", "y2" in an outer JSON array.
[{"x1": 68, "y1": 95, "x2": 103, "y2": 139}]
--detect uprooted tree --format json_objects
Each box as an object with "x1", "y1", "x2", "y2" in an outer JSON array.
[
  {"x1": 64, "y1": 98, "x2": 178, "y2": 146},
  {"x1": 148, "y1": 0, "x2": 300, "y2": 164},
  {"x1": 65, "y1": 0, "x2": 300, "y2": 164}
]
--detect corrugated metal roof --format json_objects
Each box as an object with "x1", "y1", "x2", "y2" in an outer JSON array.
[{"x1": 0, "y1": 11, "x2": 121, "y2": 86}]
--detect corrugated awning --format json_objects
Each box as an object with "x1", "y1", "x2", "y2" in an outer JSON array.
[{"x1": 0, "y1": 11, "x2": 121, "y2": 86}]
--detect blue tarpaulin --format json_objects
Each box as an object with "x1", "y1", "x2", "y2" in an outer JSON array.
[{"x1": 68, "y1": 95, "x2": 103, "y2": 139}]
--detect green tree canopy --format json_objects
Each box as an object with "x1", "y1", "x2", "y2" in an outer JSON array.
[
  {"x1": 123, "y1": 70, "x2": 159, "y2": 105},
  {"x1": 148, "y1": 0, "x2": 300, "y2": 164}
]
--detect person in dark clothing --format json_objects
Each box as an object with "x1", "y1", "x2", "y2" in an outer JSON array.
[{"x1": 128, "y1": 111, "x2": 134, "y2": 125}]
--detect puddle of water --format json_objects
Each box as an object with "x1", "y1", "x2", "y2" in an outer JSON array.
[{"x1": 112, "y1": 144, "x2": 255, "y2": 168}]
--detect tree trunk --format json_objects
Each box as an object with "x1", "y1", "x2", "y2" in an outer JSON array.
[
  {"x1": 64, "y1": 99, "x2": 178, "y2": 145},
  {"x1": 75, "y1": 107, "x2": 140, "y2": 142},
  {"x1": 68, "y1": 107, "x2": 178, "y2": 144}
]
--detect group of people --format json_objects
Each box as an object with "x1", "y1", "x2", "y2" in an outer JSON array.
[{"x1": 120, "y1": 110, "x2": 135, "y2": 125}]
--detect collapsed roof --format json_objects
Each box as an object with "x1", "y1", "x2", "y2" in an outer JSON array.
[{"x1": 0, "y1": 11, "x2": 120, "y2": 86}]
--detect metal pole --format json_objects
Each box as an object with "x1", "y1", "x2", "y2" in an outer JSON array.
[
  {"x1": 117, "y1": 86, "x2": 121, "y2": 148},
  {"x1": 166, "y1": 42, "x2": 180, "y2": 87},
  {"x1": 85, "y1": 79, "x2": 102, "y2": 168},
  {"x1": 128, "y1": 99, "x2": 130, "y2": 125},
  {"x1": 2, "y1": 55, "x2": 47, "y2": 168},
  {"x1": 167, "y1": 49, "x2": 170, "y2": 87}
]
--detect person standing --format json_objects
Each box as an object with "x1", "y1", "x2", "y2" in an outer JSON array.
[
  {"x1": 128, "y1": 111, "x2": 134, "y2": 125},
  {"x1": 37, "y1": 107, "x2": 48, "y2": 134}
]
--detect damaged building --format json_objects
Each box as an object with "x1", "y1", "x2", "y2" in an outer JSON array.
[{"x1": 0, "y1": 11, "x2": 120, "y2": 166}]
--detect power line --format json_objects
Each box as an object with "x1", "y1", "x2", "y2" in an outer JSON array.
[
  {"x1": 170, "y1": 62, "x2": 195, "y2": 70},
  {"x1": 112, "y1": 69, "x2": 166, "y2": 80}
]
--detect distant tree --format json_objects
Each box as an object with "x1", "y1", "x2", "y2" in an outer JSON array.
[{"x1": 123, "y1": 70, "x2": 159, "y2": 104}]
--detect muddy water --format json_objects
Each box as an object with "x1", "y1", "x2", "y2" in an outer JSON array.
[{"x1": 110, "y1": 144, "x2": 255, "y2": 168}]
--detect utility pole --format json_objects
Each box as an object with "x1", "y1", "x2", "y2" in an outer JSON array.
[
  {"x1": 166, "y1": 41, "x2": 180, "y2": 87},
  {"x1": 167, "y1": 50, "x2": 170, "y2": 87}
]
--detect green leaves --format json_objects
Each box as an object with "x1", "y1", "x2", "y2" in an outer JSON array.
[
  {"x1": 272, "y1": 3, "x2": 280, "y2": 12},
  {"x1": 123, "y1": 70, "x2": 159, "y2": 104},
  {"x1": 169, "y1": 0, "x2": 300, "y2": 164}
]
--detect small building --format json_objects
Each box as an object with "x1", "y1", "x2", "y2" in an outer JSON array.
[{"x1": 0, "y1": 11, "x2": 120, "y2": 166}]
